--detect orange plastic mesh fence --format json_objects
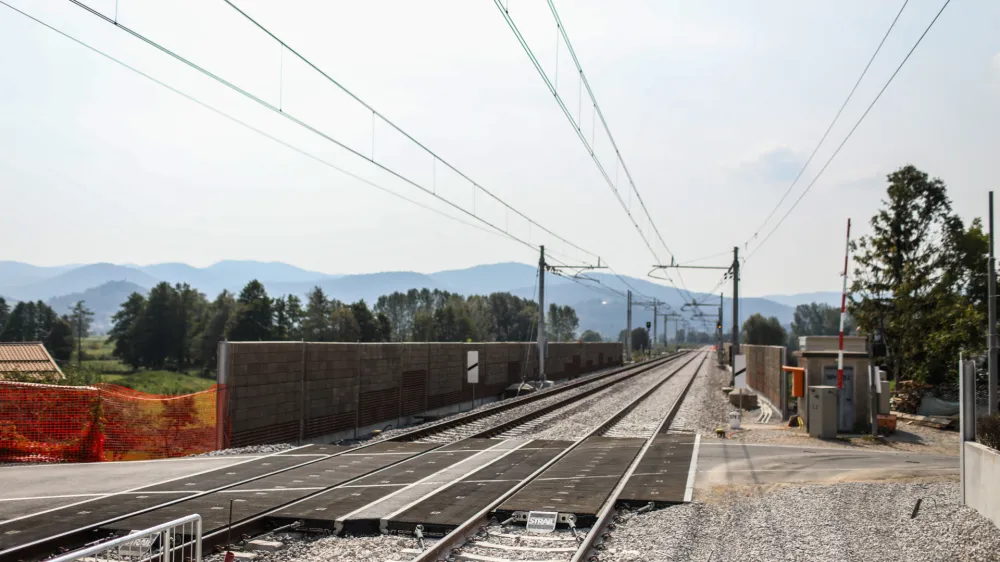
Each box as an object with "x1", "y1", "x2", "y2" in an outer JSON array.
[{"x1": 0, "y1": 381, "x2": 227, "y2": 462}]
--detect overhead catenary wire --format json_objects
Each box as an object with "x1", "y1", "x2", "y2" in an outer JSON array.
[
  {"x1": 747, "y1": 0, "x2": 951, "y2": 261},
  {"x1": 492, "y1": 0, "x2": 668, "y2": 264},
  {"x1": 746, "y1": 0, "x2": 910, "y2": 248},
  {"x1": 495, "y1": 0, "x2": 715, "y2": 307},
  {"x1": 221, "y1": 0, "x2": 599, "y2": 264},
  {"x1": 56, "y1": 0, "x2": 599, "y2": 269},
  {"x1": 0, "y1": 1, "x2": 529, "y2": 249}
]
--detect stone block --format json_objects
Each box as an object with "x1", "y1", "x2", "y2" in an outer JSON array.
[{"x1": 248, "y1": 540, "x2": 282, "y2": 552}]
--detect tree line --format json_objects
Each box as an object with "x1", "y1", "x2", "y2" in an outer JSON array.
[
  {"x1": 102, "y1": 282, "x2": 583, "y2": 374},
  {"x1": 0, "y1": 297, "x2": 94, "y2": 364},
  {"x1": 374, "y1": 288, "x2": 579, "y2": 344},
  {"x1": 741, "y1": 301, "x2": 853, "y2": 355}
]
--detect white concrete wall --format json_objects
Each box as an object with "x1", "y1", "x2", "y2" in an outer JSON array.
[{"x1": 964, "y1": 442, "x2": 1000, "y2": 528}]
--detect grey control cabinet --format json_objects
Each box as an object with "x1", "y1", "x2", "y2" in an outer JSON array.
[{"x1": 808, "y1": 385, "x2": 838, "y2": 439}]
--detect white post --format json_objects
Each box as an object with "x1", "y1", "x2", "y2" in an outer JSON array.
[
  {"x1": 959, "y1": 354, "x2": 976, "y2": 505},
  {"x1": 837, "y1": 218, "x2": 851, "y2": 390}
]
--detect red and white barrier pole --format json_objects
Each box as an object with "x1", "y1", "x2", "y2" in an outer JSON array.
[{"x1": 837, "y1": 218, "x2": 852, "y2": 389}]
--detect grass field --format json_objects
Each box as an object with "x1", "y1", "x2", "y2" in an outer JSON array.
[
  {"x1": 101, "y1": 371, "x2": 216, "y2": 395},
  {"x1": 67, "y1": 337, "x2": 215, "y2": 395}
]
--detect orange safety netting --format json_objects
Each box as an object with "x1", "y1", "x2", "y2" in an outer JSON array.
[{"x1": 0, "y1": 381, "x2": 227, "y2": 463}]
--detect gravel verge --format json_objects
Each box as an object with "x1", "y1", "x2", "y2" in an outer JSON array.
[
  {"x1": 600, "y1": 478, "x2": 1000, "y2": 562},
  {"x1": 194, "y1": 443, "x2": 296, "y2": 457},
  {"x1": 671, "y1": 354, "x2": 961, "y2": 455}
]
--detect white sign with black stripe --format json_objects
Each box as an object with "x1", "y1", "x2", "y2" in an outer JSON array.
[{"x1": 467, "y1": 350, "x2": 479, "y2": 384}]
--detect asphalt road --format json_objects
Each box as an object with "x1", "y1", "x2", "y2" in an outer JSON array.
[
  {"x1": 694, "y1": 442, "x2": 957, "y2": 489},
  {"x1": 0, "y1": 456, "x2": 260, "y2": 522}
]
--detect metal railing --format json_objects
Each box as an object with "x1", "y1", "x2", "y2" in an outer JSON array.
[{"x1": 46, "y1": 515, "x2": 202, "y2": 562}]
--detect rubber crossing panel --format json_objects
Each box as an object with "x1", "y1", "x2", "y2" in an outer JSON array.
[
  {"x1": 496, "y1": 436, "x2": 645, "y2": 526},
  {"x1": 384, "y1": 441, "x2": 571, "y2": 535},
  {"x1": 618, "y1": 433, "x2": 696, "y2": 506}
]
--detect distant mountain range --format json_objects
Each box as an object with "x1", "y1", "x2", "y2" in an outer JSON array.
[{"x1": 0, "y1": 260, "x2": 836, "y2": 337}]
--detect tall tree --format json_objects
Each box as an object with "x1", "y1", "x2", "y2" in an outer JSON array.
[
  {"x1": 330, "y1": 306, "x2": 360, "y2": 342},
  {"x1": 44, "y1": 318, "x2": 75, "y2": 362},
  {"x1": 850, "y1": 165, "x2": 986, "y2": 385},
  {"x1": 273, "y1": 297, "x2": 291, "y2": 341},
  {"x1": 229, "y1": 280, "x2": 273, "y2": 341},
  {"x1": 547, "y1": 304, "x2": 579, "y2": 342},
  {"x1": 376, "y1": 312, "x2": 392, "y2": 342},
  {"x1": 172, "y1": 284, "x2": 206, "y2": 369},
  {"x1": 0, "y1": 301, "x2": 57, "y2": 342},
  {"x1": 302, "y1": 287, "x2": 333, "y2": 341},
  {"x1": 375, "y1": 292, "x2": 412, "y2": 342},
  {"x1": 412, "y1": 309, "x2": 436, "y2": 342},
  {"x1": 434, "y1": 301, "x2": 476, "y2": 342},
  {"x1": 741, "y1": 313, "x2": 787, "y2": 346},
  {"x1": 0, "y1": 297, "x2": 9, "y2": 333},
  {"x1": 580, "y1": 329, "x2": 603, "y2": 342},
  {"x1": 138, "y1": 283, "x2": 179, "y2": 369},
  {"x1": 285, "y1": 295, "x2": 303, "y2": 340},
  {"x1": 108, "y1": 292, "x2": 147, "y2": 369},
  {"x1": 630, "y1": 327, "x2": 650, "y2": 351},
  {"x1": 350, "y1": 300, "x2": 381, "y2": 342},
  {"x1": 790, "y1": 303, "x2": 851, "y2": 338},
  {"x1": 199, "y1": 290, "x2": 236, "y2": 371}
]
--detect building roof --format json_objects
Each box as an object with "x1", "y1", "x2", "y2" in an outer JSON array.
[{"x1": 0, "y1": 342, "x2": 65, "y2": 381}]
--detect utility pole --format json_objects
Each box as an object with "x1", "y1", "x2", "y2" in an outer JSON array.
[
  {"x1": 652, "y1": 299, "x2": 658, "y2": 351},
  {"x1": 732, "y1": 246, "x2": 740, "y2": 357},
  {"x1": 626, "y1": 290, "x2": 633, "y2": 362},
  {"x1": 990, "y1": 192, "x2": 998, "y2": 416},
  {"x1": 661, "y1": 312, "x2": 682, "y2": 353},
  {"x1": 651, "y1": 257, "x2": 736, "y2": 359},
  {"x1": 538, "y1": 245, "x2": 546, "y2": 385},
  {"x1": 542, "y1": 255, "x2": 606, "y2": 372},
  {"x1": 718, "y1": 292, "x2": 724, "y2": 362}
]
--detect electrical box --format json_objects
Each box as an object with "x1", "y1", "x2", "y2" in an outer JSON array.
[{"x1": 808, "y1": 385, "x2": 838, "y2": 439}]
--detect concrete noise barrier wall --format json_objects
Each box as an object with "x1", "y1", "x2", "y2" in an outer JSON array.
[
  {"x1": 219, "y1": 341, "x2": 622, "y2": 447},
  {"x1": 744, "y1": 344, "x2": 787, "y2": 418}
]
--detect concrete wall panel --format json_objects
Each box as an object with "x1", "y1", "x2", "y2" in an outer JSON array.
[{"x1": 224, "y1": 341, "x2": 623, "y2": 446}]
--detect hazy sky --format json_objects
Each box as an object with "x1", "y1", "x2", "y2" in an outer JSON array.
[{"x1": 2, "y1": 0, "x2": 998, "y2": 297}]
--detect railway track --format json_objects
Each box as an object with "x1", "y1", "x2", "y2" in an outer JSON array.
[
  {"x1": 0, "y1": 352, "x2": 687, "y2": 561},
  {"x1": 408, "y1": 349, "x2": 710, "y2": 562}
]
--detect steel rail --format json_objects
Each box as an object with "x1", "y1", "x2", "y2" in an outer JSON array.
[
  {"x1": 411, "y1": 350, "x2": 704, "y2": 562},
  {"x1": 388, "y1": 354, "x2": 681, "y2": 443},
  {"x1": 571, "y1": 350, "x2": 709, "y2": 562}
]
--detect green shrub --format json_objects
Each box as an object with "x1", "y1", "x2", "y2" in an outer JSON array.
[{"x1": 978, "y1": 414, "x2": 1000, "y2": 451}]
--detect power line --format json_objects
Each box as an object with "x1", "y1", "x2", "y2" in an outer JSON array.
[
  {"x1": 55, "y1": 0, "x2": 598, "y2": 269},
  {"x1": 747, "y1": 0, "x2": 950, "y2": 260},
  {"x1": 746, "y1": 0, "x2": 909, "y2": 248},
  {"x1": 493, "y1": 0, "x2": 672, "y2": 264},
  {"x1": 0, "y1": 1, "x2": 513, "y2": 243},
  {"x1": 220, "y1": 0, "x2": 599, "y2": 264},
  {"x1": 494, "y1": 0, "x2": 716, "y2": 306}
]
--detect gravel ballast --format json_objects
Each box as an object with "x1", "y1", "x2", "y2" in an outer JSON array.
[
  {"x1": 604, "y1": 355, "x2": 704, "y2": 438},
  {"x1": 207, "y1": 532, "x2": 420, "y2": 562},
  {"x1": 599, "y1": 478, "x2": 1000, "y2": 562},
  {"x1": 195, "y1": 443, "x2": 296, "y2": 457},
  {"x1": 527, "y1": 362, "x2": 683, "y2": 441},
  {"x1": 364, "y1": 364, "x2": 627, "y2": 443}
]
